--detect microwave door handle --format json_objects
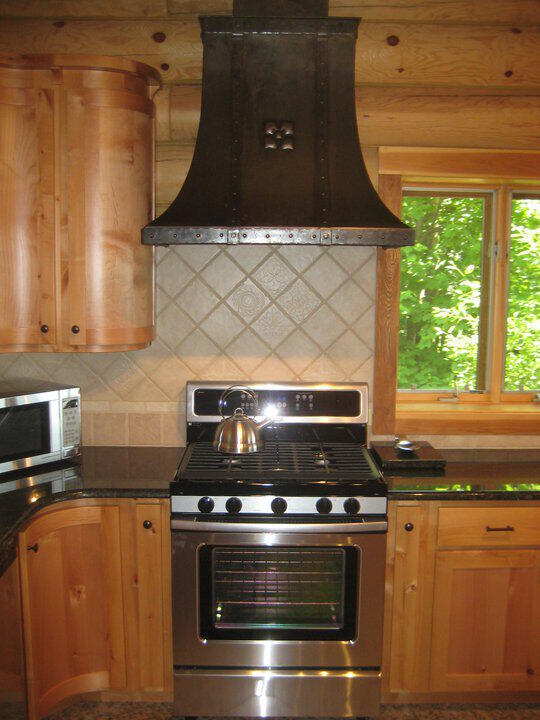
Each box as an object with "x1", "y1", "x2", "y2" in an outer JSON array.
[{"x1": 170, "y1": 519, "x2": 387, "y2": 533}]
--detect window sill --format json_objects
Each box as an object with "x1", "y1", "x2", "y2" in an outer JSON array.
[{"x1": 395, "y1": 402, "x2": 540, "y2": 435}]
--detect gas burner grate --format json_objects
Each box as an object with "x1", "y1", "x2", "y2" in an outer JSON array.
[{"x1": 178, "y1": 441, "x2": 380, "y2": 482}]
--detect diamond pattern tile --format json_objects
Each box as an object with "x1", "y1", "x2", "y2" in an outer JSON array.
[
  {"x1": 176, "y1": 277, "x2": 220, "y2": 323},
  {"x1": 0, "y1": 246, "x2": 377, "y2": 444},
  {"x1": 253, "y1": 256, "x2": 295, "y2": 296},
  {"x1": 227, "y1": 278, "x2": 269, "y2": 322},
  {"x1": 277, "y1": 279, "x2": 321, "y2": 323},
  {"x1": 303, "y1": 253, "x2": 347, "y2": 298}
]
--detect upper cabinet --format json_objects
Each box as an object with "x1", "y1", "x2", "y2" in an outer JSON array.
[{"x1": 0, "y1": 55, "x2": 159, "y2": 352}]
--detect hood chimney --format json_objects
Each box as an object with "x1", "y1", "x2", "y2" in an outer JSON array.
[{"x1": 142, "y1": 0, "x2": 414, "y2": 247}]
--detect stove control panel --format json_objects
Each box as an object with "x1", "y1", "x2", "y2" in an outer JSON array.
[
  {"x1": 187, "y1": 382, "x2": 368, "y2": 424},
  {"x1": 171, "y1": 495, "x2": 387, "y2": 516}
]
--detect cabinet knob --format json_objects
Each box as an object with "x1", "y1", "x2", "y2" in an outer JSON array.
[
  {"x1": 40, "y1": 324, "x2": 49, "y2": 334},
  {"x1": 143, "y1": 520, "x2": 153, "y2": 530},
  {"x1": 71, "y1": 325, "x2": 80, "y2": 334},
  {"x1": 404, "y1": 522, "x2": 414, "y2": 532},
  {"x1": 27, "y1": 543, "x2": 39, "y2": 553}
]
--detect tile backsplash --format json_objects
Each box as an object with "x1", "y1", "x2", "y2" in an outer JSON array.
[{"x1": 0, "y1": 245, "x2": 378, "y2": 446}]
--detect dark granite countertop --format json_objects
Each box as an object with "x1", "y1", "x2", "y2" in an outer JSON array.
[
  {"x1": 0, "y1": 446, "x2": 539, "y2": 576},
  {"x1": 387, "y1": 459, "x2": 540, "y2": 500},
  {"x1": 0, "y1": 446, "x2": 182, "y2": 575}
]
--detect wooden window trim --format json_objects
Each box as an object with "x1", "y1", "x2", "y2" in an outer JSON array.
[{"x1": 373, "y1": 148, "x2": 540, "y2": 436}]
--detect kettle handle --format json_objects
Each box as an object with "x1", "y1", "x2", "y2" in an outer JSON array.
[{"x1": 218, "y1": 385, "x2": 258, "y2": 418}]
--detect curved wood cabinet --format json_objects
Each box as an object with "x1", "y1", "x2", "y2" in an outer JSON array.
[
  {"x1": 18, "y1": 505, "x2": 127, "y2": 719},
  {"x1": 17, "y1": 499, "x2": 172, "y2": 720},
  {"x1": 0, "y1": 56, "x2": 159, "y2": 352}
]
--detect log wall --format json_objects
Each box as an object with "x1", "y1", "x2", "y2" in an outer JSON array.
[{"x1": 0, "y1": 0, "x2": 539, "y2": 217}]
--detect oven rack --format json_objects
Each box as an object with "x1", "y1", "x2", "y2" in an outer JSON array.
[{"x1": 212, "y1": 547, "x2": 345, "y2": 629}]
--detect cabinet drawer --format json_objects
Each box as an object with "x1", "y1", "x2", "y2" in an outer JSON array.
[{"x1": 437, "y1": 507, "x2": 540, "y2": 547}]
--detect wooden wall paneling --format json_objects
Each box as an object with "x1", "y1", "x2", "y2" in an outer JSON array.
[
  {"x1": 18, "y1": 505, "x2": 126, "y2": 720},
  {"x1": 430, "y1": 549, "x2": 540, "y2": 692},
  {"x1": 0, "y1": 1, "x2": 169, "y2": 17},
  {"x1": 156, "y1": 142, "x2": 194, "y2": 205},
  {"x1": 165, "y1": 0, "x2": 540, "y2": 25},
  {"x1": 169, "y1": 84, "x2": 540, "y2": 149},
  {"x1": 379, "y1": 147, "x2": 540, "y2": 179},
  {"x1": 0, "y1": 20, "x2": 538, "y2": 88},
  {"x1": 373, "y1": 174, "x2": 402, "y2": 435}
]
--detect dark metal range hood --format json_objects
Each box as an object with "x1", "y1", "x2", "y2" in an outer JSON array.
[{"x1": 142, "y1": 0, "x2": 414, "y2": 247}]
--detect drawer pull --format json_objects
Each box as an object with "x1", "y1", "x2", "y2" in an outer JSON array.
[
  {"x1": 27, "y1": 543, "x2": 39, "y2": 553},
  {"x1": 486, "y1": 525, "x2": 515, "y2": 532}
]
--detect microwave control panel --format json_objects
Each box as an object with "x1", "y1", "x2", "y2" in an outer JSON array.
[{"x1": 62, "y1": 398, "x2": 81, "y2": 449}]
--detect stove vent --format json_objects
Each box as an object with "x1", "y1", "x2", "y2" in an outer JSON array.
[{"x1": 142, "y1": 0, "x2": 414, "y2": 248}]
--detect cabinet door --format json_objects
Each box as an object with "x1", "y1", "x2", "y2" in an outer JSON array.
[
  {"x1": 430, "y1": 549, "x2": 539, "y2": 692},
  {"x1": 386, "y1": 503, "x2": 436, "y2": 694},
  {"x1": 19, "y1": 505, "x2": 126, "y2": 720},
  {"x1": 120, "y1": 500, "x2": 172, "y2": 693},
  {"x1": 0, "y1": 74, "x2": 57, "y2": 349},
  {"x1": 64, "y1": 72, "x2": 154, "y2": 351}
]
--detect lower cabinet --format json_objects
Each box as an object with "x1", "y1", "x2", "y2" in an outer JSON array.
[
  {"x1": 384, "y1": 500, "x2": 540, "y2": 699},
  {"x1": 430, "y1": 548, "x2": 539, "y2": 692},
  {"x1": 18, "y1": 499, "x2": 172, "y2": 720},
  {"x1": 18, "y1": 505, "x2": 127, "y2": 719}
]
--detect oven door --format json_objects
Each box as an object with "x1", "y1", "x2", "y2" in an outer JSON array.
[{"x1": 171, "y1": 518, "x2": 386, "y2": 669}]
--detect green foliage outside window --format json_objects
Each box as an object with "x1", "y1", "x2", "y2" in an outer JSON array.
[
  {"x1": 398, "y1": 194, "x2": 485, "y2": 390},
  {"x1": 505, "y1": 197, "x2": 540, "y2": 390},
  {"x1": 398, "y1": 192, "x2": 540, "y2": 392}
]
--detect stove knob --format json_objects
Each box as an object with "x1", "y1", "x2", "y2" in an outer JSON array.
[
  {"x1": 198, "y1": 496, "x2": 214, "y2": 514},
  {"x1": 271, "y1": 497, "x2": 287, "y2": 515},
  {"x1": 316, "y1": 498, "x2": 332, "y2": 515},
  {"x1": 226, "y1": 497, "x2": 242, "y2": 514},
  {"x1": 344, "y1": 498, "x2": 360, "y2": 515}
]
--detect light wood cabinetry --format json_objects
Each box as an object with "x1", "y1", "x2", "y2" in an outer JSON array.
[
  {"x1": 0, "y1": 55, "x2": 159, "y2": 352},
  {"x1": 17, "y1": 498, "x2": 172, "y2": 719},
  {"x1": 0, "y1": 559, "x2": 25, "y2": 715},
  {"x1": 119, "y1": 501, "x2": 173, "y2": 694},
  {"x1": 18, "y1": 504, "x2": 127, "y2": 719},
  {"x1": 430, "y1": 549, "x2": 539, "y2": 692},
  {"x1": 384, "y1": 500, "x2": 540, "y2": 701}
]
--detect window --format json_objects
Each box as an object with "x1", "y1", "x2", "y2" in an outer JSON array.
[
  {"x1": 373, "y1": 148, "x2": 540, "y2": 436},
  {"x1": 398, "y1": 191, "x2": 493, "y2": 393},
  {"x1": 505, "y1": 194, "x2": 540, "y2": 391}
]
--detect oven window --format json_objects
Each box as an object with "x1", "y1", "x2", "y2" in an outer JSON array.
[
  {"x1": 0, "y1": 403, "x2": 51, "y2": 464},
  {"x1": 199, "y1": 546, "x2": 358, "y2": 641}
]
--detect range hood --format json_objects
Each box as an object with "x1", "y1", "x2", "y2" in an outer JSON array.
[{"x1": 142, "y1": 0, "x2": 414, "y2": 247}]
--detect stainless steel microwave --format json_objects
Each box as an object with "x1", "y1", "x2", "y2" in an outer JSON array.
[{"x1": 0, "y1": 381, "x2": 81, "y2": 475}]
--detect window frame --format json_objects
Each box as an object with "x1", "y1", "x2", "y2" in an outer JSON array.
[{"x1": 373, "y1": 147, "x2": 540, "y2": 436}]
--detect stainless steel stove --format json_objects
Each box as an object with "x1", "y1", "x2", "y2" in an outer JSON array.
[
  {"x1": 171, "y1": 382, "x2": 387, "y2": 719},
  {"x1": 172, "y1": 381, "x2": 386, "y2": 520}
]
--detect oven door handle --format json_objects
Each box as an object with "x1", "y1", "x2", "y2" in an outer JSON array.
[{"x1": 170, "y1": 518, "x2": 388, "y2": 533}]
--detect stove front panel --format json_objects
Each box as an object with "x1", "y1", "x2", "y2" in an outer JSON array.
[{"x1": 172, "y1": 525, "x2": 386, "y2": 669}]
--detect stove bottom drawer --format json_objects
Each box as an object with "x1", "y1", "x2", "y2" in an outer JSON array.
[{"x1": 174, "y1": 667, "x2": 381, "y2": 717}]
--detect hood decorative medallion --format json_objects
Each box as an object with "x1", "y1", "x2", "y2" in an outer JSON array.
[{"x1": 142, "y1": 0, "x2": 414, "y2": 247}]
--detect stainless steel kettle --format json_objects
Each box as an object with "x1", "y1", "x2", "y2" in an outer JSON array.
[{"x1": 213, "y1": 386, "x2": 278, "y2": 454}]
